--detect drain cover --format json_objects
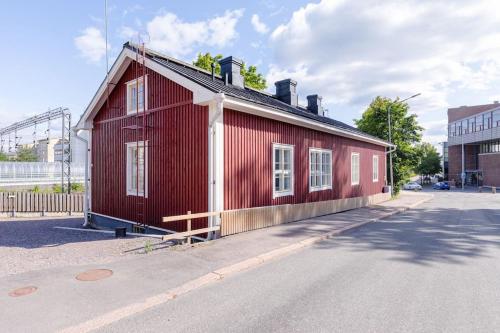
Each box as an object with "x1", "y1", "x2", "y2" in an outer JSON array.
[
  {"x1": 76, "y1": 269, "x2": 113, "y2": 282},
  {"x1": 8, "y1": 286, "x2": 38, "y2": 297}
]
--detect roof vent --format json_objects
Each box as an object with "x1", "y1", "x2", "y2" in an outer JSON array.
[
  {"x1": 307, "y1": 95, "x2": 324, "y2": 116},
  {"x1": 275, "y1": 79, "x2": 298, "y2": 106},
  {"x1": 219, "y1": 56, "x2": 244, "y2": 88}
]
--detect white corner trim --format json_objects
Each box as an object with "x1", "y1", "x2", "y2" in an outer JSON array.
[
  {"x1": 208, "y1": 93, "x2": 225, "y2": 235},
  {"x1": 272, "y1": 143, "x2": 295, "y2": 199}
]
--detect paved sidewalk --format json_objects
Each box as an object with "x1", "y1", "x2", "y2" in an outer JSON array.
[{"x1": 0, "y1": 192, "x2": 432, "y2": 333}]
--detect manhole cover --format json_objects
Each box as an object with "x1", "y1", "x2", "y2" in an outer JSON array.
[
  {"x1": 76, "y1": 269, "x2": 113, "y2": 281},
  {"x1": 8, "y1": 286, "x2": 38, "y2": 297}
]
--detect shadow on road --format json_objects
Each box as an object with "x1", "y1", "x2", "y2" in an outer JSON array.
[{"x1": 311, "y1": 206, "x2": 500, "y2": 266}]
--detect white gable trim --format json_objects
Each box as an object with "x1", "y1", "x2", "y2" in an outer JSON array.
[{"x1": 76, "y1": 47, "x2": 216, "y2": 129}]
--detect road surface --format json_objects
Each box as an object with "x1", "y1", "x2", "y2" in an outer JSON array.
[{"x1": 97, "y1": 190, "x2": 500, "y2": 332}]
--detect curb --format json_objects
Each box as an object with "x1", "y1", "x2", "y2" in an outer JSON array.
[{"x1": 59, "y1": 195, "x2": 433, "y2": 333}]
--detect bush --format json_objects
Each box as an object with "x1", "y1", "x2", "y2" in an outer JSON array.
[
  {"x1": 32, "y1": 185, "x2": 41, "y2": 193},
  {"x1": 71, "y1": 183, "x2": 84, "y2": 192},
  {"x1": 52, "y1": 184, "x2": 63, "y2": 193}
]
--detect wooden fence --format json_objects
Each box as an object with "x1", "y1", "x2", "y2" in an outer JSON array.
[{"x1": 0, "y1": 192, "x2": 84, "y2": 213}]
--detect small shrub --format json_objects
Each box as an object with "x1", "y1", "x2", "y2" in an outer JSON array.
[
  {"x1": 32, "y1": 185, "x2": 41, "y2": 193},
  {"x1": 52, "y1": 184, "x2": 63, "y2": 193},
  {"x1": 71, "y1": 183, "x2": 84, "y2": 192},
  {"x1": 144, "y1": 240, "x2": 153, "y2": 254}
]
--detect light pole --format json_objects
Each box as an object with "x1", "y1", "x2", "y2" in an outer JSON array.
[{"x1": 387, "y1": 93, "x2": 421, "y2": 196}]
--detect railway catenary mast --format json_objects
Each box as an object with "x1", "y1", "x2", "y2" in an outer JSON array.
[{"x1": 0, "y1": 107, "x2": 72, "y2": 193}]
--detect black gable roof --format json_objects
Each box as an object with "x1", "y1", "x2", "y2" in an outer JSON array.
[{"x1": 124, "y1": 43, "x2": 387, "y2": 145}]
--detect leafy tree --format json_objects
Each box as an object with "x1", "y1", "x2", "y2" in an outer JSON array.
[
  {"x1": 193, "y1": 52, "x2": 267, "y2": 90},
  {"x1": 0, "y1": 151, "x2": 7, "y2": 161},
  {"x1": 415, "y1": 143, "x2": 442, "y2": 183},
  {"x1": 16, "y1": 147, "x2": 37, "y2": 162},
  {"x1": 355, "y1": 96, "x2": 423, "y2": 194}
]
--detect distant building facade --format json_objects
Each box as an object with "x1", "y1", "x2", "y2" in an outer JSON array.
[
  {"x1": 442, "y1": 142, "x2": 448, "y2": 180},
  {"x1": 447, "y1": 102, "x2": 500, "y2": 187}
]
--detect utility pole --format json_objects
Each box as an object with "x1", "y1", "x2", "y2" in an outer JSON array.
[{"x1": 387, "y1": 93, "x2": 421, "y2": 196}]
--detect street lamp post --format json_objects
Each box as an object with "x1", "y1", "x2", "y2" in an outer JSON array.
[{"x1": 387, "y1": 93, "x2": 421, "y2": 196}]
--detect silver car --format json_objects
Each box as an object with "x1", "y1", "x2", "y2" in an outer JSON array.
[{"x1": 403, "y1": 182, "x2": 422, "y2": 191}]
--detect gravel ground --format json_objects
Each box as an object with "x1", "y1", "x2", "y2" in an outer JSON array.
[{"x1": 0, "y1": 217, "x2": 167, "y2": 278}]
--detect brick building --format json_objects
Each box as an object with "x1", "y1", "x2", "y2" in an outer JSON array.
[{"x1": 447, "y1": 102, "x2": 500, "y2": 187}]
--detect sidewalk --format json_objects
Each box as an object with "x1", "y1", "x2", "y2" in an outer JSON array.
[{"x1": 0, "y1": 192, "x2": 432, "y2": 333}]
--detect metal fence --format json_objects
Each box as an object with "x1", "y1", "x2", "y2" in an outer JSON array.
[
  {"x1": 0, "y1": 162, "x2": 85, "y2": 187},
  {"x1": 0, "y1": 192, "x2": 84, "y2": 213}
]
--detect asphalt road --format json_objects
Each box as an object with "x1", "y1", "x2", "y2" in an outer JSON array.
[{"x1": 98, "y1": 190, "x2": 500, "y2": 333}]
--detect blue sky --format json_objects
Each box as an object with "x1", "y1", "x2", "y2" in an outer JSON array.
[{"x1": 1, "y1": 0, "x2": 500, "y2": 146}]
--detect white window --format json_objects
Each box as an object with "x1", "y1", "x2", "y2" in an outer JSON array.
[
  {"x1": 351, "y1": 152, "x2": 360, "y2": 185},
  {"x1": 126, "y1": 77, "x2": 147, "y2": 115},
  {"x1": 309, "y1": 148, "x2": 332, "y2": 192},
  {"x1": 373, "y1": 155, "x2": 379, "y2": 182},
  {"x1": 273, "y1": 143, "x2": 294, "y2": 198},
  {"x1": 126, "y1": 141, "x2": 148, "y2": 197}
]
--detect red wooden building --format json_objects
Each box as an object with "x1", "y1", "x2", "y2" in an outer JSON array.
[{"x1": 76, "y1": 43, "x2": 391, "y2": 237}]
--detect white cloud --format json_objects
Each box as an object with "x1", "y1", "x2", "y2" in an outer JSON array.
[
  {"x1": 146, "y1": 9, "x2": 244, "y2": 58},
  {"x1": 74, "y1": 27, "x2": 108, "y2": 63},
  {"x1": 267, "y1": 0, "x2": 500, "y2": 143},
  {"x1": 119, "y1": 26, "x2": 138, "y2": 40},
  {"x1": 251, "y1": 14, "x2": 269, "y2": 34}
]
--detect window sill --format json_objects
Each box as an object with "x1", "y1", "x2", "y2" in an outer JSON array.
[
  {"x1": 126, "y1": 191, "x2": 146, "y2": 197},
  {"x1": 309, "y1": 186, "x2": 332, "y2": 193},
  {"x1": 272, "y1": 191, "x2": 294, "y2": 199}
]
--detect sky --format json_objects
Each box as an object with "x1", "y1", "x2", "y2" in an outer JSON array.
[{"x1": 1, "y1": 0, "x2": 500, "y2": 146}]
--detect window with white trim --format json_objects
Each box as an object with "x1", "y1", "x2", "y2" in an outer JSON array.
[
  {"x1": 373, "y1": 155, "x2": 379, "y2": 182},
  {"x1": 273, "y1": 143, "x2": 294, "y2": 198},
  {"x1": 309, "y1": 148, "x2": 332, "y2": 191},
  {"x1": 126, "y1": 141, "x2": 148, "y2": 197},
  {"x1": 126, "y1": 77, "x2": 147, "y2": 115},
  {"x1": 351, "y1": 152, "x2": 360, "y2": 185}
]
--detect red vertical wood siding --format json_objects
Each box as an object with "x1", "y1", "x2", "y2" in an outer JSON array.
[
  {"x1": 223, "y1": 108, "x2": 386, "y2": 210},
  {"x1": 91, "y1": 61, "x2": 208, "y2": 230}
]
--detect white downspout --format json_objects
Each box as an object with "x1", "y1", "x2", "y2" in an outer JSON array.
[
  {"x1": 73, "y1": 128, "x2": 90, "y2": 227},
  {"x1": 208, "y1": 93, "x2": 225, "y2": 240}
]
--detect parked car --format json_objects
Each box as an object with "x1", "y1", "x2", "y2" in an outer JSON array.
[
  {"x1": 403, "y1": 182, "x2": 422, "y2": 191},
  {"x1": 432, "y1": 182, "x2": 450, "y2": 190}
]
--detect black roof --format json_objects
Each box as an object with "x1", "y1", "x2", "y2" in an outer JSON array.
[{"x1": 124, "y1": 43, "x2": 387, "y2": 144}]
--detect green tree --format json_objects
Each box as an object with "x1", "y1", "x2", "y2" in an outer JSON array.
[
  {"x1": 193, "y1": 52, "x2": 267, "y2": 90},
  {"x1": 16, "y1": 147, "x2": 37, "y2": 162},
  {"x1": 354, "y1": 96, "x2": 423, "y2": 194},
  {"x1": 415, "y1": 142, "x2": 442, "y2": 183},
  {"x1": 0, "y1": 151, "x2": 7, "y2": 161}
]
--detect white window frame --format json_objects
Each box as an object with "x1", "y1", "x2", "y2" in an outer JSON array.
[
  {"x1": 272, "y1": 143, "x2": 294, "y2": 198},
  {"x1": 309, "y1": 148, "x2": 333, "y2": 192},
  {"x1": 126, "y1": 141, "x2": 148, "y2": 197},
  {"x1": 126, "y1": 76, "x2": 148, "y2": 115},
  {"x1": 373, "y1": 155, "x2": 379, "y2": 182},
  {"x1": 351, "y1": 152, "x2": 360, "y2": 186}
]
